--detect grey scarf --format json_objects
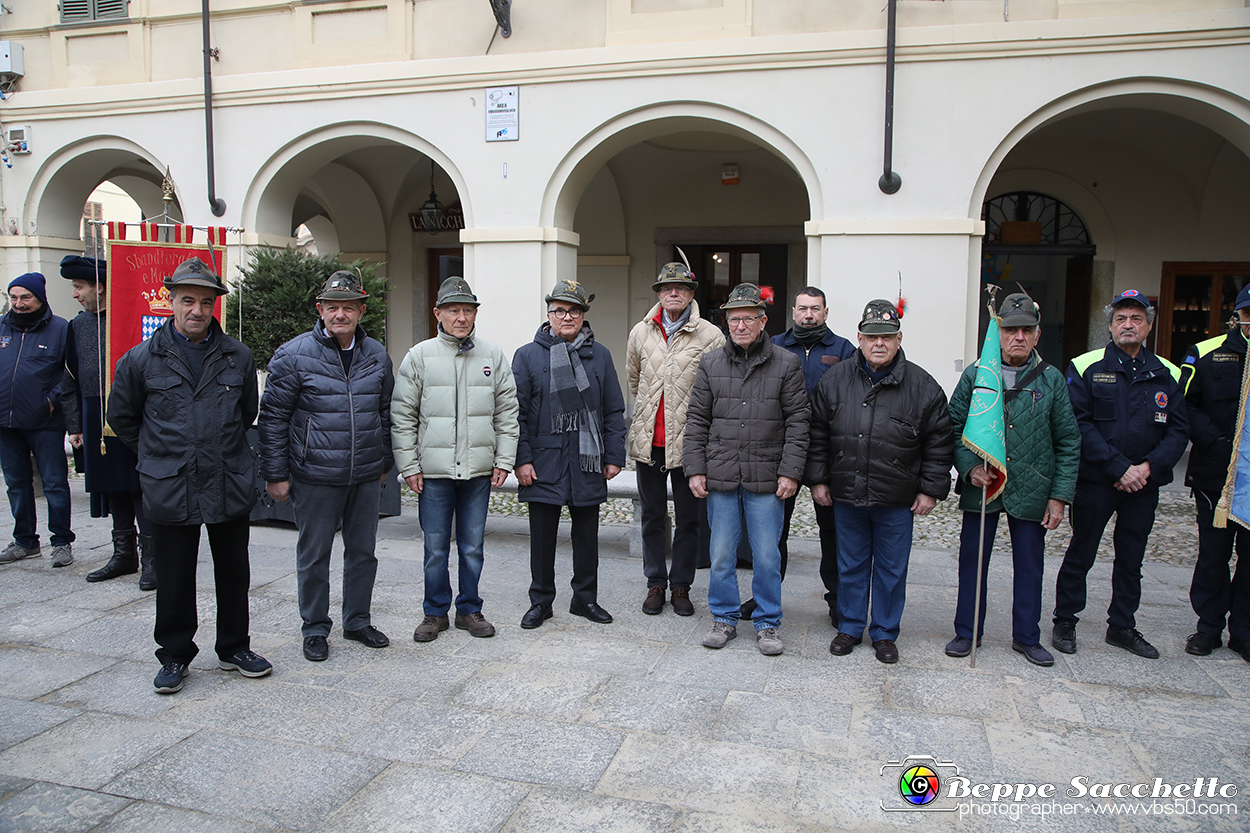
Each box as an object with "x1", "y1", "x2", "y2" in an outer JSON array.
[
  {"x1": 661, "y1": 304, "x2": 691, "y2": 340},
  {"x1": 548, "y1": 325, "x2": 604, "y2": 473}
]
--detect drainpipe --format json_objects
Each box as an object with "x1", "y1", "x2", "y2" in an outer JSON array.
[
  {"x1": 202, "y1": 0, "x2": 226, "y2": 217},
  {"x1": 879, "y1": 0, "x2": 902, "y2": 195}
]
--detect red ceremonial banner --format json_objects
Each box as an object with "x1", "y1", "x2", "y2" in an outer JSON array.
[{"x1": 104, "y1": 224, "x2": 228, "y2": 403}]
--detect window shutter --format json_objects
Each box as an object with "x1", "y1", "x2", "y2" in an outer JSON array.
[
  {"x1": 60, "y1": 0, "x2": 92, "y2": 23},
  {"x1": 95, "y1": 0, "x2": 128, "y2": 19}
]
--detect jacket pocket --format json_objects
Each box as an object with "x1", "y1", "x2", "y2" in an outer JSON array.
[
  {"x1": 222, "y1": 451, "x2": 258, "y2": 519},
  {"x1": 1091, "y1": 383, "x2": 1116, "y2": 421},
  {"x1": 145, "y1": 375, "x2": 187, "y2": 426},
  {"x1": 136, "y1": 457, "x2": 189, "y2": 524},
  {"x1": 889, "y1": 415, "x2": 919, "y2": 440}
]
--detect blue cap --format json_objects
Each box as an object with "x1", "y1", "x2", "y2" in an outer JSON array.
[
  {"x1": 1235, "y1": 286, "x2": 1250, "y2": 312},
  {"x1": 1110, "y1": 289, "x2": 1149, "y2": 310}
]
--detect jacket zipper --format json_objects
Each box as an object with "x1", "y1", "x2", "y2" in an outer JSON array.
[{"x1": 8, "y1": 330, "x2": 27, "y2": 424}]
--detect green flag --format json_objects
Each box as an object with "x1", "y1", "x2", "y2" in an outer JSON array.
[{"x1": 962, "y1": 317, "x2": 1008, "y2": 502}]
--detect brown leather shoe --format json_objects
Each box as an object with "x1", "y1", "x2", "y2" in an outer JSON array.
[
  {"x1": 670, "y1": 586, "x2": 694, "y2": 616},
  {"x1": 642, "y1": 586, "x2": 665, "y2": 615},
  {"x1": 454, "y1": 611, "x2": 496, "y2": 638},
  {"x1": 829, "y1": 632, "x2": 862, "y2": 656},
  {"x1": 873, "y1": 639, "x2": 899, "y2": 664},
  {"x1": 412, "y1": 615, "x2": 449, "y2": 643}
]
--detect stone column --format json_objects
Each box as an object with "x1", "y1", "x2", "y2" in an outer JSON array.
[{"x1": 1087, "y1": 259, "x2": 1115, "y2": 351}]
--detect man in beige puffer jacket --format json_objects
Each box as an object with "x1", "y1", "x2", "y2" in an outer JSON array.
[{"x1": 625, "y1": 261, "x2": 724, "y2": 617}]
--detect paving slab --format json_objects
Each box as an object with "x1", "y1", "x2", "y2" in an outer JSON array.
[
  {"x1": 501, "y1": 786, "x2": 680, "y2": 833},
  {"x1": 104, "y1": 731, "x2": 386, "y2": 831},
  {"x1": 0, "y1": 603, "x2": 104, "y2": 644},
  {"x1": 450, "y1": 661, "x2": 610, "y2": 720},
  {"x1": 455, "y1": 715, "x2": 625, "y2": 790},
  {"x1": 338, "y1": 699, "x2": 498, "y2": 767},
  {"x1": 315, "y1": 762, "x2": 530, "y2": 833},
  {"x1": 0, "y1": 781, "x2": 131, "y2": 833},
  {"x1": 0, "y1": 698, "x2": 78, "y2": 753},
  {"x1": 0, "y1": 648, "x2": 114, "y2": 700},
  {"x1": 89, "y1": 801, "x2": 278, "y2": 833},
  {"x1": 579, "y1": 678, "x2": 726, "y2": 736},
  {"x1": 712, "y1": 689, "x2": 854, "y2": 756},
  {"x1": 597, "y1": 734, "x2": 798, "y2": 816},
  {"x1": 0, "y1": 711, "x2": 193, "y2": 790}
]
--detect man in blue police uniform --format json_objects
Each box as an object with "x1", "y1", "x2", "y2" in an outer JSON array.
[
  {"x1": 1178, "y1": 286, "x2": 1250, "y2": 663},
  {"x1": 740, "y1": 286, "x2": 854, "y2": 625},
  {"x1": 1052, "y1": 289, "x2": 1189, "y2": 659}
]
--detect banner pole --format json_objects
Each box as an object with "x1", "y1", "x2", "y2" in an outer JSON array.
[{"x1": 970, "y1": 461, "x2": 989, "y2": 669}]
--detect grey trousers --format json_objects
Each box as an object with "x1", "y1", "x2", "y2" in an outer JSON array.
[{"x1": 291, "y1": 478, "x2": 381, "y2": 638}]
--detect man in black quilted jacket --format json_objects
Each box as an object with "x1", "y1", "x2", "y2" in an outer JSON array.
[
  {"x1": 808, "y1": 299, "x2": 954, "y2": 665},
  {"x1": 259, "y1": 270, "x2": 395, "y2": 663}
]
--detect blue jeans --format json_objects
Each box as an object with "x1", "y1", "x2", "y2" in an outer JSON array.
[
  {"x1": 954, "y1": 511, "x2": 1045, "y2": 645},
  {"x1": 707, "y1": 486, "x2": 783, "y2": 630},
  {"x1": 291, "y1": 478, "x2": 381, "y2": 637},
  {"x1": 834, "y1": 502, "x2": 914, "y2": 642},
  {"x1": 418, "y1": 476, "x2": 491, "y2": 616},
  {"x1": 0, "y1": 427, "x2": 74, "y2": 548}
]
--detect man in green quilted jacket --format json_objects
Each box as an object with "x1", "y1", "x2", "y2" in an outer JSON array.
[{"x1": 945, "y1": 292, "x2": 1081, "y2": 667}]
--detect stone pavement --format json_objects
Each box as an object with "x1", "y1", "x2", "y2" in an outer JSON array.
[{"x1": 0, "y1": 484, "x2": 1247, "y2": 833}]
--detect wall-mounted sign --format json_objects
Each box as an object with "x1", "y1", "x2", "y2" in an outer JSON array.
[
  {"x1": 409, "y1": 204, "x2": 465, "y2": 232},
  {"x1": 486, "y1": 86, "x2": 519, "y2": 142}
]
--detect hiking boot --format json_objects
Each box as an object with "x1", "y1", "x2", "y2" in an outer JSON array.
[
  {"x1": 218, "y1": 649, "x2": 273, "y2": 677},
  {"x1": 756, "y1": 627, "x2": 783, "y2": 656},
  {"x1": 454, "y1": 612, "x2": 496, "y2": 638},
  {"x1": 0, "y1": 542, "x2": 40, "y2": 563},
  {"x1": 642, "y1": 586, "x2": 665, "y2": 615},
  {"x1": 413, "y1": 614, "x2": 449, "y2": 642},
  {"x1": 702, "y1": 621, "x2": 737, "y2": 649},
  {"x1": 50, "y1": 544, "x2": 73, "y2": 568},
  {"x1": 86, "y1": 530, "x2": 138, "y2": 582},
  {"x1": 670, "y1": 586, "x2": 694, "y2": 616}
]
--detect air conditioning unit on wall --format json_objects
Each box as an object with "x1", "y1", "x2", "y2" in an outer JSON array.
[{"x1": 0, "y1": 42, "x2": 24, "y2": 80}]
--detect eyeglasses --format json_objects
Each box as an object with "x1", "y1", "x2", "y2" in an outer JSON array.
[
  {"x1": 726, "y1": 314, "x2": 763, "y2": 327},
  {"x1": 548, "y1": 308, "x2": 584, "y2": 319}
]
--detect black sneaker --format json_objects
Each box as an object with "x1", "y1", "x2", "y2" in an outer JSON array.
[
  {"x1": 1051, "y1": 621, "x2": 1076, "y2": 654},
  {"x1": 218, "y1": 649, "x2": 274, "y2": 677},
  {"x1": 1185, "y1": 632, "x2": 1221, "y2": 656},
  {"x1": 1105, "y1": 626, "x2": 1159, "y2": 659},
  {"x1": 153, "y1": 661, "x2": 188, "y2": 694}
]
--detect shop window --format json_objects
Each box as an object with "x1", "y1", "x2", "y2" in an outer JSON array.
[{"x1": 1157, "y1": 263, "x2": 1250, "y2": 365}]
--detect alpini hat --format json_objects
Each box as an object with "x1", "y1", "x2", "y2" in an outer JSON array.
[
  {"x1": 858, "y1": 299, "x2": 902, "y2": 335},
  {"x1": 652, "y1": 262, "x2": 698, "y2": 293},
  {"x1": 163, "y1": 258, "x2": 226, "y2": 297},
  {"x1": 318, "y1": 270, "x2": 368, "y2": 301},
  {"x1": 436, "y1": 276, "x2": 479, "y2": 307},
  {"x1": 998, "y1": 292, "x2": 1040, "y2": 327},
  {"x1": 721, "y1": 283, "x2": 774, "y2": 311},
  {"x1": 546, "y1": 279, "x2": 594, "y2": 310}
]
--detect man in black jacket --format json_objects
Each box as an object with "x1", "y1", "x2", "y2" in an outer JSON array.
[
  {"x1": 108, "y1": 257, "x2": 271, "y2": 694},
  {"x1": 259, "y1": 270, "x2": 395, "y2": 663},
  {"x1": 808, "y1": 299, "x2": 954, "y2": 664},
  {"x1": 1179, "y1": 286, "x2": 1250, "y2": 663}
]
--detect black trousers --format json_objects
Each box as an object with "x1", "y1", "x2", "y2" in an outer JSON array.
[
  {"x1": 528, "y1": 502, "x2": 599, "y2": 607},
  {"x1": 1191, "y1": 488, "x2": 1250, "y2": 642},
  {"x1": 780, "y1": 492, "x2": 839, "y2": 610},
  {"x1": 1054, "y1": 481, "x2": 1158, "y2": 630},
  {"x1": 153, "y1": 516, "x2": 251, "y2": 665},
  {"x1": 636, "y1": 446, "x2": 701, "y2": 590}
]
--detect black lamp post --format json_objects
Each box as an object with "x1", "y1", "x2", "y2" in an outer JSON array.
[{"x1": 420, "y1": 159, "x2": 444, "y2": 234}]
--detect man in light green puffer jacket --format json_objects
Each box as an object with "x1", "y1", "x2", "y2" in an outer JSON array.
[{"x1": 391, "y1": 277, "x2": 519, "y2": 645}]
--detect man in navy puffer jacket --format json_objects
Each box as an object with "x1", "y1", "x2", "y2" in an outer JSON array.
[{"x1": 259, "y1": 270, "x2": 395, "y2": 663}]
